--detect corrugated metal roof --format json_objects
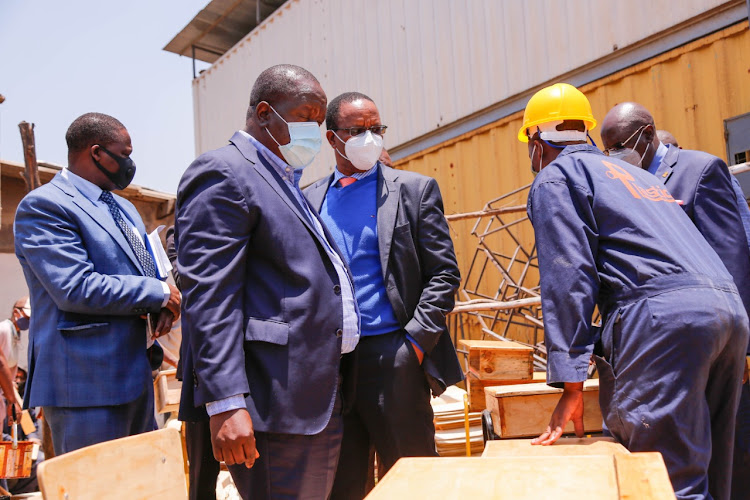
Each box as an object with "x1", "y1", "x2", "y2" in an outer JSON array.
[{"x1": 163, "y1": 0, "x2": 287, "y2": 63}]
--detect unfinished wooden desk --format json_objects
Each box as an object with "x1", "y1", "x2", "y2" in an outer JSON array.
[
  {"x1": 365, "y1": 454, "x2": 674, "y2": 499},
  {"x1": 481, "y1": 437, "x2": 629, "y2": 457}
]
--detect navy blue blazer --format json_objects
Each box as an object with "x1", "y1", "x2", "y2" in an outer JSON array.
[
  {"x1": 14, "y1": 173, "x2": 166, "y2": 408},
  {"x1": 175, "y1": 133, "x2": 354, "y2": 435},
  {"x1": 304, "y1": 165, "x2": 464, "y2": 396},
  {"x1": 654, "y1": 146, "x2": 750, "y2": 352}
]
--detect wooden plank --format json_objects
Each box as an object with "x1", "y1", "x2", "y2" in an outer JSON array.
[
  {"x1": 485, "y1": 380, "x2": 602, "y2": 438},
  {"x1": 458, "y1": 339, "x2": 533, "y2": 381},
  {"x1": 365, "y1": 456, "x2": 619, "y2": 499},
  {"x1": 154, "y1": 369, "x2": 182, "y2": 414},
  {"x1": 37, "y1": 428, "x2": 187, "y2": 500},
  {"x1": 614, "y1": 452, "x2": 675, "y2": 499},
  {"x1": 481, "y1": 437, "x2": 629, "y2": 457},
  {"x1": 466, "y1": 371, "x2": 540, "y2": 411}
]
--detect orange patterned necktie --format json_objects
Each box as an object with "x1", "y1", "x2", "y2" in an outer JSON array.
[{"x1": 339, "y1": 177, "x2": 357, "y2": 188}]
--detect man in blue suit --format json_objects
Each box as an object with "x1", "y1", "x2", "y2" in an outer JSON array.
[
  {"x1": 14, "y1": 113, "x2": 181, "y2": 455},
  {"x1": 175, "y1": 64, "x2": 359, "y2": 500}
]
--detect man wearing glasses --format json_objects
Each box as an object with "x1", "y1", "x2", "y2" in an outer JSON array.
[{"x1": 304, "y1": 92, "x2": 463, "y2": 499}]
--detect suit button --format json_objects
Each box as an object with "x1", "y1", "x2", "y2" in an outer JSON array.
[
  {"x1": 333, "y1": 285, "x2": 341, "y2": 295},
  {"x1": 335, "y1": 329, "x2": 343, "y2": 338}
]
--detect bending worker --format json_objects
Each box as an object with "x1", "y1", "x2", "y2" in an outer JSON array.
[{"x1": 522, "y1": 83, "x2": 748, "y2": 500}]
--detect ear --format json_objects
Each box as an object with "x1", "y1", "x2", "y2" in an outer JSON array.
[
  {"x1": 90, "y1": 144, "x2": 102, "y2": 161},
  {"x1": 255, "y1": 102, "x2": 272, "y2": 128},
  {"x1": 326, "y1": 130, "x2": 336, "y2": 148}
]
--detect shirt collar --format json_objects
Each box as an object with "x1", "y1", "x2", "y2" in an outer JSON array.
[
  {"x1": 330, "y1": 162, "x2": 379, "y2": 188},
  {"x1": 61, "y1": 167, "x2": 103, "y2": 203},
  {"x1": 238, "y1": 130, "x2": 302, "y2": 186},
  {"x1": 646, "y1": 142, "x2": 668, "y2": 175},
  {"x1": 556, "y1": 143, "x2": 604, "y2": 159}
]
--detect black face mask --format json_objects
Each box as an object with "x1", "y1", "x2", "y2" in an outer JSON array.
[{"x1": 93, "y1": 145, "x2": 136, "y2": 190}]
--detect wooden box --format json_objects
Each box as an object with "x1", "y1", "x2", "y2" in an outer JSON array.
[
  {"x1": 466, "y1": 371, "x2": 545, "y2": 411},
  {"x1": 484, "y1": 379, "x2": 602, "y2": 438},
  {"x1": 154, "y1": 369, "x2": 182, "y2": 414},
  {"x1": 458, "y1": 339, "x2": 533, "y2": 381},
  {"x1": 365, "y1": 453, "x2": 674, "y2": 499},
  {"x1": 481, "y1": 437, "x2": 628, "y2": 457}
]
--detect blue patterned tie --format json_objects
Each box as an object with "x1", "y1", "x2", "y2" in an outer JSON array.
[{"x1": 99, "y1": 190, "x2": 157, "y2": 278}]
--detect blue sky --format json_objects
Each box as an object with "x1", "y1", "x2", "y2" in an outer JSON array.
[{"x1": 0, "y1": 0, "x2": 211, "y2": 194}]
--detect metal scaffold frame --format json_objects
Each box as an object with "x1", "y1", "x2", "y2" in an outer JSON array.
[{"x1": 446, "y1": 183, "x2": 548, "y2": 371}]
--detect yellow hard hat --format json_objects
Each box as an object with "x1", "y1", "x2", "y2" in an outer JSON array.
[{"x1": 518, "y1": 83, "x2": 597, "y2": 142}]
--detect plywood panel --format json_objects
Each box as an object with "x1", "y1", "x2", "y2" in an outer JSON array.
[
  {"x1": 365, "y1": 454, "x2": 674, "y2": 499},
  {"x1": 481, "y1": 437, "x2": 629, "y2": 457}
]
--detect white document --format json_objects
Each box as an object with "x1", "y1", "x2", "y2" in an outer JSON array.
[{"x1": 145, "y1": 225, "x2": 173, "y2": 280}]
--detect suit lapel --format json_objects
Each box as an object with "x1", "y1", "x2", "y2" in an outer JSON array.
[
  {"x1": 52, "y1": 174, "x2": 145, "y2": 274},
  {"x1": 306, "y1": 175, "x2": 334, "y2": 212},
  {"x1": 376, "y1": 166, "x2": 401, "y2": 278},
  {"x1": 654, "y1": 144, "x2": 678, "y2": 184},
  {"x1": 230, "y1": 133, "x2": 330, "y2": 250}
]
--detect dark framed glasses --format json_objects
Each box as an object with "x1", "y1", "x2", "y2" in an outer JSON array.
[{"x1": 333, "y1": 125, "x2": 388, "y2": 136}]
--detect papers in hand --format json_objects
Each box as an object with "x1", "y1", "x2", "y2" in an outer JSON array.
[{"x1": 145, "y1": 225, "x2": 173, "y2": 280}]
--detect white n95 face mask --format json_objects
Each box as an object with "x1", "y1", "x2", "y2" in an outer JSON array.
[
  {"x1": 264, "y1": 103, "x2": 322, "y2": 169},
  {"x1": 334, "y1": 130, "x2": 384, "y2": 171}
]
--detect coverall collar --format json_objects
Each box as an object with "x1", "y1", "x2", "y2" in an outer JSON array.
[{"x1": 556, "y1": 143, "x2": 603, "y2": 159}]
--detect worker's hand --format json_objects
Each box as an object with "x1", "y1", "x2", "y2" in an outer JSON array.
[
  {"x1": 209, "y1": 408, "x2": 259, "y2": 468},
  {"x1": 6, "y1": 399, "x2": 21, "y2": 424},
  {"x1": 165, "y1": 283, "x2": 181, "y2": 321},
  {"x1": 531, "y1": 381, "x2": 585, "y2": 446},
  {"x1": 152, "y1": 309, "x2": 174, "y2": 339},
  {"x1": 410, "y1": 340, "x2": 424, "y2": 365}
]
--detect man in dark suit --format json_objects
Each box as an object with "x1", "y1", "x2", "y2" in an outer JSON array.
[
  {"x1": 304, "y1": 92, "x2": 462, "y2": 499},
  {"x1": 14, "y1": 113, "x2": 181, "y2": 454},
  {"x1": 175, "y1": 65, "x2": 359, "y2": 500},
  {"x1": 601, "y1": 103, "x2": 750, "y2": 500}
]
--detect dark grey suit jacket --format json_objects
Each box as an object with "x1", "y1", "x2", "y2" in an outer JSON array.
[
  {"x1": 176, "y1": 133, "x2": 356, "y2": 432},
  {"x1": 304, "y1": 164, "x2": 463, "y2": 395}
]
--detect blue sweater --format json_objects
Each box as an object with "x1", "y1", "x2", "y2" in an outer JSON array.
[{"x1": 320, "y1": 172, "x2": 400, "y2": 336}]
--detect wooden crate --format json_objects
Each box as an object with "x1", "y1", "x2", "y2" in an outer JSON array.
[
  {"x1": 458, "y1": 339, "x2": 533, "y2": 381},
  {"x1": 481, "y1": 437, "x2": 629, "y2": 457},
  {"x1": 485, "y1": 379, "x2": 602, "y2": 438},
  {"x1": 466, "y1": 371, "x2": 545, "y2": 411},
  {"x1": 365, "y1": 453, "x2": 673, "y2": 499},
  {"x1": 154, "y1": 369, "x2": 182, "y2": 414}
]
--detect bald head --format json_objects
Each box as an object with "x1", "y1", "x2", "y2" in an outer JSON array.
[
  {"x1": 601, "y1": 102, "x2": 659, "y2": 169},
  {"x1": 657, "y1": 130, "x2": 679, "y2": 148}
]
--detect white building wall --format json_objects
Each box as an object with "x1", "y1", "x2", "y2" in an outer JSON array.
[{"x1": 192, "y1": 0, "x2": 736, "y2": 184}]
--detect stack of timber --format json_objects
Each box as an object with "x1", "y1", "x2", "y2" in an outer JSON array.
[
  {"x1": 459, "y1": 339, "x2": 540, "y2": 411},
  {"x1": 484, "y1": 379, "x2": 602, "y2": 438},
  {"x1": 154, "y1": 369, "x2": 181, "y2": 414},
  {"x1": 430, "y1": 385, "x2": 483, "y2": 456}
]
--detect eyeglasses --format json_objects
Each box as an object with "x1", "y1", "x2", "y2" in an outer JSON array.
[
  {"x1": 332, "y1": 125, "x2": 388, "y2": 136},
  {"x1": 604, "y1": 125, "x2": 647, "y2": 155}
]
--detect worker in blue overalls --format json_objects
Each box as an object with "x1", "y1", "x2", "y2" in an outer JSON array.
[{"x1": 522, "y1": 83, "x2": 749, "y2": 500}]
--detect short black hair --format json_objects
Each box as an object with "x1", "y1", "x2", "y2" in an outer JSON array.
[
  {"x1": 247, "y1": 64, "x2": 320, "y2": 120},
  {"x1": 326, "y1": 92, "x2": 375, "y2": 131},
  {"x1": 65, "y1": 113, "x2": 125, "y2": 153}
]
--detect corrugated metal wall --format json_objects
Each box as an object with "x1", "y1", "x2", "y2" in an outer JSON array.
[
  {"x1": 191, "y1": 0, "x2": 735, "y2": 184},
  {"x1": 399, "y1": 23, "x2": 750, "y2": 279}
]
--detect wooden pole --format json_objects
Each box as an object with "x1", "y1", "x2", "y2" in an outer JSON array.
[{"x1": 18, "y1": 121, "x2": 41, "y2": 193}]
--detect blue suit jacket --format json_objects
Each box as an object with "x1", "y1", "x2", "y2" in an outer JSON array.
[
  {"x1": 14, "y1": 173, "x2": 166, "y2": 408},
  {"x1": 175, "y1": 133, "x2": 353, "y2": 435},
  {"x1": 655, "y1": 146, "x2": 750, "y2": 352}
]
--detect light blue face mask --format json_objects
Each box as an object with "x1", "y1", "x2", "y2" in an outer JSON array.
[{"x1": 264, "y1": 103, "x2": 322, "y2": 169}]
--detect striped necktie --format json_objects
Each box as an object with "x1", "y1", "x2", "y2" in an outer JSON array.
[{"x1": 99, "y1": 191, "x2": 157, "y2": 278}]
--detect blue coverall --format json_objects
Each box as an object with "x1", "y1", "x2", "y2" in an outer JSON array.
[{"x1": 527, "y1": 144, "x2": 749, "y2": 500}]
